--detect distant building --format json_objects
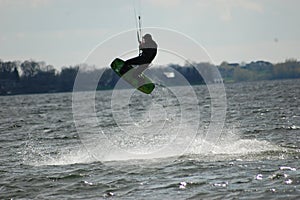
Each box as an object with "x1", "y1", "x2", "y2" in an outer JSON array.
[
  {"x1": 228, "y1": 63, "x2": 239, "y2": 67},
  {"x1": 163, "y1": 71, "x2": 175, "y2": 78},
  {"x1": 243, "y1": 61, "x2": 273, "y2": 71},
  {"x1": 213, "y1": 78, "x2": 223, "y2": 84}
]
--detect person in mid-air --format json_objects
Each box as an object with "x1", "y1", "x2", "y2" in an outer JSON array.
[{"x1": 121, "y1": 33, "x2": 157, "y2": 75}]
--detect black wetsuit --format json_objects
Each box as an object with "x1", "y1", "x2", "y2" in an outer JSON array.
[{"x1": 120, "y1": 39, "x2": 158, "y2": 75}]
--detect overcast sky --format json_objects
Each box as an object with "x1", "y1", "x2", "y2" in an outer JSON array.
[{"x1": 0, "y1": 0, "x2": 299, "y2": 68}]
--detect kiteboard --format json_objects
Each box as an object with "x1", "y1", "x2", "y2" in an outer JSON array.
[{"x1": 110, "y1": 58, "x2": 155, "y2": 94}]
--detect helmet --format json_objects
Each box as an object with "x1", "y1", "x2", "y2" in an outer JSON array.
[{"x1": 143, "y1": 33, "x2": 152, "y2": 40}]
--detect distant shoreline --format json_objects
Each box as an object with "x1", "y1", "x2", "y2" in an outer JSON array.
[{"x1": 1, "y1": 59, "x2": 300, "y2": 96}]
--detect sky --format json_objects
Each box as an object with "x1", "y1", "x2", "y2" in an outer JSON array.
[{"x1": 0, "y1": 0, "x2": 300, "y2": 68}]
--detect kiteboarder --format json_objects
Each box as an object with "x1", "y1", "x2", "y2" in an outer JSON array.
[{"x1": 120, "y1": 33, "x2": 157, "y2": 75}]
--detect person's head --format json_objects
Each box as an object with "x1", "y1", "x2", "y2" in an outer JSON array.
[{"x1": 143, "y1": 33, "x2": 152, "y2": 42}]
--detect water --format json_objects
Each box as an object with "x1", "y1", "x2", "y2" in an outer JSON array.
[{"x1": 0, "y1": 79, "x2": 299, "y2": 199}]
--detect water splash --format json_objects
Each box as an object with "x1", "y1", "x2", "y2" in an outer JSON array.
[
  {"x1": 23, "y1": 126, "x2": 285, "y2": 166},
  {"x1": 185, "y1": 126, "x2": 284, "y2": 161},
  {"x1": 23, "y1": 142, "x2": 96, "y2": 166}
]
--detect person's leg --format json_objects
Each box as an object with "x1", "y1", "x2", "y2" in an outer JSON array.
[
  {"x1": 120, "y1": 56, "x2": 146, "y2": 75},
  {"x1": 125, "y1": 56, "x2": 145, "y2": 65},
  {"x1": 126, "y1": 56, "x2": 152, "y2": 76}
]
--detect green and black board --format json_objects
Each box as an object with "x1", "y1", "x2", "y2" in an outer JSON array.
[{"x1": 110, "y1": 58, "x2": 155, "y2": 94}]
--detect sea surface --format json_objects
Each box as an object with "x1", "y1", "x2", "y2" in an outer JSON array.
[{"x1": 0, "y1": 79, "x2": 299, "y2": 199}]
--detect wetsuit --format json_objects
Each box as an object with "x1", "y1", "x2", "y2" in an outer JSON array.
[{"x1": 120, "y1": 39, "x2": 158, "y2": 75}]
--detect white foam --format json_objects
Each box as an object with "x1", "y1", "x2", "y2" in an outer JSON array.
[
  {"x1": 186, "y1": 126, "x2": 282, "y2": 160},
  {"x1": 23, "y1": 125, "x2": 283, "y2": 165},
  {"x1": 23, "y1": 146, "x2": 96, "y2": 166}
]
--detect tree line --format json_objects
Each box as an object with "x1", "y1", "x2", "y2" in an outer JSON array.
[
  {"x1": 0, "y1": 59, "x2": 206, "y2": 95},
  {"x1": 218, "y1": 59, "x2": 300, "y2": 82},
  {"x1": 0, "y1": 58, "x2": 300, "y2": 95}
]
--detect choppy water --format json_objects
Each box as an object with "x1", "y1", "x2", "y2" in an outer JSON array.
[{"x1": 0, "y1": 79, "x2": 299, "y2": 199}]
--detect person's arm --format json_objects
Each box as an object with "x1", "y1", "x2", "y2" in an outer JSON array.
[
  {"x1": 139, "y1": 42, "x2": 145, "y2": 50},
  {"x1": 138, "y1": 42, "x2": 143, "y2": 55}
]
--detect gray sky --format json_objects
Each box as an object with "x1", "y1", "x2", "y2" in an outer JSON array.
[{"x1": 0, "y1": 0, "x2": 299, "y2": 68}]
